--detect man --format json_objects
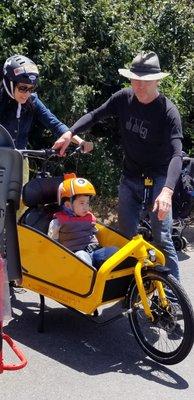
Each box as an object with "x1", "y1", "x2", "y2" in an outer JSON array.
[{"x1": 53, "y1": 51, "x2": 183, "y2": 281}]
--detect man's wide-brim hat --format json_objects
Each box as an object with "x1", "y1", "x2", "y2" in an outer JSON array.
[{"x1": 118, "y1": 51, "x2": 170, "y2": 81}]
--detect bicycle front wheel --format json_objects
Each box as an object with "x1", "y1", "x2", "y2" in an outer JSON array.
[{"x1": 127, "y1": 270, "x2": 194, "y2": 365}]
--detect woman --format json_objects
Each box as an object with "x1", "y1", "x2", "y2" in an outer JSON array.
[
  {"x1": 0, "y1": 54, "x2": 93, "y2": 216},
  {"x1": 0, "y1": 54, "x2": 92, "y2": 152}
]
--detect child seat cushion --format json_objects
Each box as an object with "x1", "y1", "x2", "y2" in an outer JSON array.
[
  {"x1": 22, "y1": 176, "x2": 63, "y2": 207},
  {"x1": 21, "y1": 204, "x2": 60, "y2": 234}
]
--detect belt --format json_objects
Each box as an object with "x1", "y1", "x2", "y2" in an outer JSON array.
[{"x1": 85, "y1": 243, "x2": 101, "y2": 253}]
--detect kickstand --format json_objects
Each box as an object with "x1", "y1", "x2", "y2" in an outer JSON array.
[{"x1": 38, "y1": 294, "x2": 45, "y2": 333}]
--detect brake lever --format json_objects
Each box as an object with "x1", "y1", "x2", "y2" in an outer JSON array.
[{"x1": 67, "y1": 145, "x2": 83, "y2": 157}]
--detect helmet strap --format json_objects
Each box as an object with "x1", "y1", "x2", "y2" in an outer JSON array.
[
  {"x1": 3, "y1": 78, "x2": 22, "y2": 118},
  {"x1": 16, "y1": 103, "x2": 21, "y2": 119},
  {"x1": 70, "y1": 195, "x2": 76, "y2": 207},
  {"x1": 70, "y1": 199, "x2": 77, "y2": 216},
  {"x1": 2, "y1": 78, "x2": 15, "y2": 99}
]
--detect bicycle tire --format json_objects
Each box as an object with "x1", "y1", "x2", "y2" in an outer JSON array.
[
  {"x1": 172, "y1": 235, "x2": 183, "y2": 251},
  {"x1": 127, "y1": 270, "x2": 194, "y2": 365}
]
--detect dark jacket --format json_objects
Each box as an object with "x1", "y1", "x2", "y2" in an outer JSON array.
[{"x1": 0, "y1": 88, "x2": 69, "y2": 148}]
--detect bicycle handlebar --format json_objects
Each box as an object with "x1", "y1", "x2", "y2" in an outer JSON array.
[{"x1": 18, "y1": 145, "x2": 83, "y2": 159}]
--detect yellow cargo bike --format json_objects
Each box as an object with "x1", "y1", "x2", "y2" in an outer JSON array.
[{"x1": 1, "y1": 124, "x2": 194, "y2": 366}]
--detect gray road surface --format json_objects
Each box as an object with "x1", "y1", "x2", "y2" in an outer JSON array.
[{"x1": 1, "y1": 232, "x2": 194, "y2": 400}]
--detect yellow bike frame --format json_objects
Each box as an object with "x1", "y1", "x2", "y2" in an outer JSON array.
[{"x1": 18, "y1": 222, "x2": 166, "y2": 317}]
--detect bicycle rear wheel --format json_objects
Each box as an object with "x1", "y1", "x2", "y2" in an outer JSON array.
[{"x1": 127, "y1": 270, "x2": 194, "y2": 365}]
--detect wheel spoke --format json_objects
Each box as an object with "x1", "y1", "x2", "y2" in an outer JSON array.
[{"x1": 127, "y1": 271, "x2": 194, "y2": 364}]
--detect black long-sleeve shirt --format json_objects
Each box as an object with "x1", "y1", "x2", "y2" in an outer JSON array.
[{"x1": 70, "y1": 88, "x2": 183, "y2": 190}]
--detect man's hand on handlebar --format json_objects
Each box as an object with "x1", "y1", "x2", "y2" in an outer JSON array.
[
  {"x1": 83, "y1": 141, "x2": 93, "y2": 153},
  {"x1": 72, "y1": 135, "x2": 94, "y2": 154},
  {"x1": 52, "y1": 131, "x2": 94, "y2": 156}
]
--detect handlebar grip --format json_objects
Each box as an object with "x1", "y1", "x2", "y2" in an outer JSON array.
[{"x1": 18, "y1": 148, "x2": 57, "y2": 158}]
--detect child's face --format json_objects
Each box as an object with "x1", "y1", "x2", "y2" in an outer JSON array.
[{"x1": 72, "y1": 195, "x2": 90, "y2": 217}]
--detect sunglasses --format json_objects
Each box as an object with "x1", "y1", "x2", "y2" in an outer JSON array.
[{"x1": 16, "y1": 85, "x2": 35, "y2": 93}]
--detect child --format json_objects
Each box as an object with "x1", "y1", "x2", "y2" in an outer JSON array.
[{"x1": 48, "y1": 174, "x2": 118, "y2": 268}]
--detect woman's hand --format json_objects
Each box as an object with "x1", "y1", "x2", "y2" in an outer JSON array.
[
  {"x1": 52, "y1": 130, "x2": 72, "y2": 156},
  {"x1": 152, "y1": 187, "x2": 173, "y2": 221}
]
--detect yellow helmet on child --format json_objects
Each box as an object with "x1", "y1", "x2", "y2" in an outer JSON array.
[{"x1": 58, "y1": 173, "x2": 96, "y2": 204}]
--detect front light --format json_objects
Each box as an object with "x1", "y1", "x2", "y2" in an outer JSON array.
[{"x1": 148, "y1": 249, "x2": 156, "y2": 262}]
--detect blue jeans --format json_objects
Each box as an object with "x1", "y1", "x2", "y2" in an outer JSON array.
[
  {"x1": 76, "y1": 246, "x2": 118, "y2": 269},
  {"x1": 91, "y1": 246, "x2": 118, "y2": 269},
  {"x1": 118, "y1": 175, "x2": 180, "y2": 281}
]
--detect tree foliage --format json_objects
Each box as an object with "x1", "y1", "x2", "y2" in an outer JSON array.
[{"x1": 0, "y1": 0, "x2": 193, "y2": 197}]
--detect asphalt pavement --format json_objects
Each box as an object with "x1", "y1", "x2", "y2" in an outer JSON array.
[{"x1": 1, "y1": 227, "x2": 194, "y2": 400}]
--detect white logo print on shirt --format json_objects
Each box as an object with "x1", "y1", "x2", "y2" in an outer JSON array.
[{"x1": 126, "y1": 117, "x2": 148, "y2": 139}]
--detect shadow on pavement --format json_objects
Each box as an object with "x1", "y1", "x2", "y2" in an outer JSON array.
[{"x1": 3, "y1": 286, "x2": 189, "y2": 390}]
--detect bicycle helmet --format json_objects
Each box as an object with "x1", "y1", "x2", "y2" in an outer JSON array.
[
  {"x1": 58, "y1": 173, "x2": 96, "y2": 204},
  {"x1": 3, "y1": 54, "x2": 39, "y2": 98}
]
